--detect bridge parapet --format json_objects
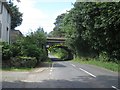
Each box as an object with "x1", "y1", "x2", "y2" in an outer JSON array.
[{"x1": 47, "y1": 37, "x2": 66, "y2": 43}]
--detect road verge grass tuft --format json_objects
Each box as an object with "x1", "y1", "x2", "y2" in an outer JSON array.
[{"x1": 73, "y1": 57, "x2": 119, "y2": 72}]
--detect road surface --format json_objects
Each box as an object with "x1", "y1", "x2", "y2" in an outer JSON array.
[{"x1": 2, "y1": 54, "x2": 119, "y2": 89}]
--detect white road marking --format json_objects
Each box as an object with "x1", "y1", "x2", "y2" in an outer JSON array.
[
  {"x1": 49, "y1": 63, "x2": 54, "y2": 75},
  {"x1": 51, "y1": 63, "x2": 54, "y2": 70},
  {"x1": 112, "y1": 86, "x2": 119, "y2": 90},
  {"x1": 35, "y1": 68, "x2": 49, "y2": 73},
  {"x1": 21, "y1": 80, "x2": 42, "y2": 82},
  {"x1": 49, "y1": 72, "x2": 52, "y2": 75},
  {"x1": 52, "y1": 63, "x2": 54, "y2": 68},
  {"x1": 79, "y1": 68, "x2": 96, "y2": 78},
  {"x1": 35, "y1": 69, "x2": 43, "y2": 72},
  {"x1": 71, "y1": 64, "x2": 76, "y2": 67}
]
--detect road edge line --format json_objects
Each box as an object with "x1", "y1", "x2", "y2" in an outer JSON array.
[
  {"x1": 79, "y1": 68, "x2": 96, "y2": 78},
  {"x1": 71, "y1": 64, "x2": 76, "y2": 67},
  {"x1": 112, "y1": 86, "x2": 120, "y2": 90}
]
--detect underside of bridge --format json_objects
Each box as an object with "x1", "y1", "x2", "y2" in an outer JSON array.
[
  {"x1": 46, "y1": 37, "x2": 73, "y2": 60},
  {"x1": 47, "y1": 45, "x2": 73, "y2": 60}
]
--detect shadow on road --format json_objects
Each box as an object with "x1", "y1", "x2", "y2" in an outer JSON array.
[
  {"x1": 34, "y1": 58, "x2": 67, "y2": 68},
  {"x1": 50, "y1": 57, "x2": 72, "y2": 62},
  {"x1": 50, "y1": 57, "x2": 62, "y2": 61},
  {"x1": 52, "y1": 63, "x2": 66, "y2": 67},
  {"x1": 2, "y1": 75, "x2": 118, "y2": 89}
]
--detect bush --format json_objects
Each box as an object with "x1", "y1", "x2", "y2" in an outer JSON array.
[
  {"x1": 1, "y1": 42, "x2": 12, "y2": 60},
  {"x1": 98, "y1": 52, "x2": 109, "y2": 62},
  {"x1": 10, "y1": 56, "x2": 37, "y2": 68},
  {"x1": 10, "y1": 42, "x2": 23, "y2": 57},
  {"x1": 24, "y1": 44, "x2": 42, "y2": 60},
  {"x1": 40, "y1": 49, "x2": 48, "y2": 61},
  {"x1": 1, "y1": 27, "x2": 48, "y2": 68}
]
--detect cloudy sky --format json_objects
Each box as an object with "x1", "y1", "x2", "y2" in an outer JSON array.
[{"x1": 12, "y1": 0, "x2": 76, "y2": 35}]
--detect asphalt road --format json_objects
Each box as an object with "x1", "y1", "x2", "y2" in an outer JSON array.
[{"x1": 2, "y1": 54, "x2": 119, "y2": 89}]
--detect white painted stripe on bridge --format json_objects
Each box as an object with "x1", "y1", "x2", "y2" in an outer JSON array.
[{"x1": 79, "y1": 68, "x2": 96, "y2": 78}]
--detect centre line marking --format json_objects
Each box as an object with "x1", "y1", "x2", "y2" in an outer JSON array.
[
  {"x1": 71, "y1": 64, "x2": 76, "y2": 67},
  {"x1": 79, "y1": 68, "x2": 96, "y2": 78},
  {"x1": 51, "y1": 62, "x2": 54, "y2": 69},
  {"x1": 49, "y1": 72, "x2": 52, "y2": 75},
  {"x1": 49, "y1": 63, "x2": 54, "y2": 75},
  {"x1": 112, "y1": 86, "x2": 119, "y2": 90},
  {"x1": 35, "y1": 69, "x2": 42, "y2": 72}
]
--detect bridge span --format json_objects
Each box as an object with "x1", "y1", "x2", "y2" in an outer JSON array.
[
  {"x1": 46, "y1": 37, "x2": 73, "y2": 60},
  {"x1": 47, "y1": 37, "x2": 66, "y2": 43}
]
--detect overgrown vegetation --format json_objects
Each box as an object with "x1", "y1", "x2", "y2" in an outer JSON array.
[
  {"x1": 2, "y1": 2, "x2": 120, "y2": 71},
  {"x1": 1, "y1": 27, "x2": 48, "y2": 69},
  {"x1": 51, "y1": 2, "x2": 120, "y2": 61},
  {"x1": 8, "y1": 2, "x2": 23, "y2": 29},
  {"x1": 48, "y1": 2, "x2": 120, "y2": 70},
  {"x1": 73, "y1": 57, "x2": 119, "y2": 72},
  {"x1": 50, "y1": 48, "x2": 68, "y2": 60}
]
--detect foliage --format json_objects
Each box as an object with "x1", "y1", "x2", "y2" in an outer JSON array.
[
  {"x1": 8, "y1": 2, "x2": 23, "y2": 29},
  {"x1": 73, "y1": 57, "x2": 119, "y2": 72},
  {"x1": 10, "y1": 40, "x2": 23, "y2": 57},
  {"x1": 1, "y1": 42, "x2": 12, "y2": 60},
  {"x1": 74, "y1": 2, "x2": 120, "y2": 60},
  {"x1": 48, "y1": 13, "x2": 66, "y2": 37},
  {"x1": 10, "y1": 56, "x2": 37, "y2": 68},
  {"x1": 2, "y1": 27, "x2": 48, "y2": 67},
  {"x1": 24, "y1": 27, "x2": 47, "y2": 63},
  {"x1": 51, "y1": 48, "x2": 68, "y2": 60},
  {"x1": 51, "y1": 2, "x2": 120, "y2": 61}
]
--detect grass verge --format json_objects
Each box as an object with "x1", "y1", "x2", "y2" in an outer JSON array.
[
  {"x1": 1, "y1": 67, "x2": 32, "y2": 71},
  {"x1": 51, "y1": 53, "x2": 60, "y2": 58},
  {"x1": 73, "y1": 57, "x2": 119, "y2": 72}
]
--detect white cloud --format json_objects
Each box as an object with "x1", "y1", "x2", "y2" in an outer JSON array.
[
  {"x1": 13, "y1": 0, "x2": 74, "y2": 35},
  {"x1": 35, "y1": 0, "x2": 76, "y2": 3},
  {"x1": 14, "y1": 0, "x2": 48, "y2": 34}
]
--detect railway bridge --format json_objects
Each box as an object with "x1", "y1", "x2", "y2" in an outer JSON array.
[{"x1": 46, "y1": 37, "x2": 73, "y2": 60}]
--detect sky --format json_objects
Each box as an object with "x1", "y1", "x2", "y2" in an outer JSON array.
[{"x1": 12, "y1": 0, "x2": 76, "y2": 35}]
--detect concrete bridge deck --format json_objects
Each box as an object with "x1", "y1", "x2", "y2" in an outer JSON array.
[{"x1": 47, "y1": 37, "x2": 66, "y2": 43}]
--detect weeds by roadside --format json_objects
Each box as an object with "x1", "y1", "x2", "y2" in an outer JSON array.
[{"x1": 73, "y1": 57, "x2": 119, "y2": 72}]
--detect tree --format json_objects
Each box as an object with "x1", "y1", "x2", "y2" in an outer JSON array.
[
  {"x1": 10, "y1": 27, "x2": 47, "y2": 65},
  {"x1": 26, "y1": 27, "x2": 47, "y2": 63},
  {"x1": 63, "y1": 2, "x2": 120, "y2": 60},
  {"x1": 51, "y1": 13, "x2": 66, "y2": 37},
  {"x1": 53, "y1": 2, "x2": 120, "y2": 61},
  {"x1": 8, "y1": 2, "x2": 23, "y2": 29},
  {"x1": 73, "y1": 2, "x2": 120, "y2": 60},
  {"x1": 8, "y1": 0, "x2": 21, "y2": 3}
]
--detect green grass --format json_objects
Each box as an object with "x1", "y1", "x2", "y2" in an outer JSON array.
[
  {"x1": 43, "y1": 59, "x2": 52, "y2": 64},
  {"x1": 73, "y1": 58, "x2": 119, "y2": 72},
  {"x1": 51, "y1": 53, "x2": 61, "y2": 58}
]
